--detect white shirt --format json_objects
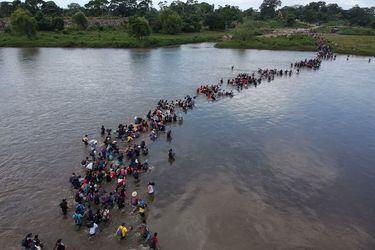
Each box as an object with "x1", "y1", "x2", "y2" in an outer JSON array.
[
  {"x1": 89, "y1": 223, "x2": 98, "y2": 235},
  {"x1": 147, "y1": 184, "x2": 154, "y2": 194}
]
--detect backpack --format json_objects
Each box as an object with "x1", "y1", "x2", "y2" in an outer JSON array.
[
  {"x1": 21, "y1": 238, "x2": 28, "y2": 247},
  {"x1": 138, "y1": 199, "x2": 146, "y2": 207}
]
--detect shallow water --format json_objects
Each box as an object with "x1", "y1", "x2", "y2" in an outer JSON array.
[{"x1": 0, "y1": 44, "x2": 374, "y2": 249}]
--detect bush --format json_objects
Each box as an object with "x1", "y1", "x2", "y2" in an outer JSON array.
[
  {"x1": 62, "y1": 28, "x2": 74, "y2": 35},
  {"x1": 72, "y1": 11, "x2": 88, "y2": 29},
  {"x1": 205, "y1": 13, "x2": 225, "y2": 31},
  {"x1": 285, "y1": 14, "x2": 296, "y2": 27},
  {"x1": 181, "y1": 16, "x2": 201, "y2": 33},
  {"x1": 10, "y1": 8, "x2": 37, "y2": 38},
  {"x1": 52, "y1": 17, "x2": 64, "y2": 31},
  {"x1": 88, "y1": 23, "x2": 104, "y2": 31},
  {"x1": 159, "y1": 9, "x2": 182, "y2": 34},
  {"x1": 128, "y1": 17, "x2": 151, "y2": 39},
  {"x1": 149, "y1": 17, "x2": 162, "y2": 33},
  {"x1": 4, "y1": 26, "x2": 11, "y2": 33},
  {"x1": 37, "y1": 16, "x2": 53, "y2": 31},
  {"x1": 232, "y1": 20, "x2": 262, "y2": 41},
  {"x1": 182, "y1": 22, "x2": 195, "y2": 33}
]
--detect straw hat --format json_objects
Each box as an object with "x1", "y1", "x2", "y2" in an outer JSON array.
[{"x1": 132, "y1": 191, "x2": 137, "y2": 197}]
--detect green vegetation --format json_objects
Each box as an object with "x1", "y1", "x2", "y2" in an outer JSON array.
[
  {"x1": 217, "y1": 35, "x2": 317, "y2": 52},
  {"x1": 260, "y1": 0, "x2": 281, "y2": 19},
  {"x1": 315, "y1": 26, "x2": 375, "y2": 36},
  {"x1": 72, "y1": 11, "x2": 88, "y2": 29},
  {"x1": 217, "y1": 30, "x2": 375, "y2": 56},
  {"x1": 278, "y1": 3, "x2": 375, "y2": 27},
  {"x1": 128, "y1": 16, "x2": 151, "y2": 39},
  {"x1": 10, "y1": 8, "x2": 37, "y2": 38},
  {"x1": 0, "y1": 0, "x2": 373, "y2": 55},
  {"x1": 324, "y1": 34, "x2": 375, "y2": 56},
  {"x1": 0, "y1": 30, "x2": 225, "y2": 48},
  {"x1": 159, "y1": 9, "x2": 182, "y2": 34},
  {"x1": 35, "y1": 11, "x2": 64, "y2": 31}
]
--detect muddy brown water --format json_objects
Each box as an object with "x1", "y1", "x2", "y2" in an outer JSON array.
[{"x1": 0, "y1": 44, "x2": 375, "y2": 249}]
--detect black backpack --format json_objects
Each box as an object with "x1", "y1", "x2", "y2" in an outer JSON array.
[{"x1": 21, "y1": 238, "x2": 28, "y2": 247}]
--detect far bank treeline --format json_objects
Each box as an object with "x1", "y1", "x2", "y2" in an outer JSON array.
[{"x1": 1, "y1": 0, "x2": 374, "y2": 38}]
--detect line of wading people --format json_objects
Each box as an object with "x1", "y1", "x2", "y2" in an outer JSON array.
[
  {"x1": 195, "y1": 35, "x2": 336, "y2": 102},
  {"x1": 49, "y1": 96, "x2": 196, "y2": 249},
  {"x1": 22, "y1": 32, "x2": 340, "y2": 250},
  {"x1": 71, "y1": 34, "x2": 335, "y2": 248}
]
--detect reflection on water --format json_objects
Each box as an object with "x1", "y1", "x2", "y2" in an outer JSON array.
[
  {"x1": 0, "y1": 44, "x2": 374, "y2": 249},
  {"x1": 18, "y1": 47, "x2": 40, "y2": 60}
]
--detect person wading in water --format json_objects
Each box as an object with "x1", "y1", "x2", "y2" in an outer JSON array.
[{"x1": 59, "y1": 199, "x2": 68, "y2": 216}]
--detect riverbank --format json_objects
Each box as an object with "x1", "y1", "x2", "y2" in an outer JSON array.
[
  {"x1": 216, "y1": 33, "x2": 375, "y2": 56},
  {"x1": 2, "y1": 29, "x2": 374, "y2": 56},
  {"x1": 215, "y1": 35, "x2": 317, "y2": 52},
  {"x1": 323, "y1": 34, "x2": 375, "y2": 56},
  {"x1": 0, "y1": 30, "x2": 225, "y2": 48}
]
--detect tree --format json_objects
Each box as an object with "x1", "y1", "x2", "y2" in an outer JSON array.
[
  {"x1": 326, "y1": 3, "x2": 342, "y2": 15},
  {"x1": 72, "y1": 11, "x2": 88, "y2": 29},
  {"x1": 10, "y1": 8, "x2": 37, "y2": 38},
  {"x1": 109, "y1": 0, "x2": 137, "y2": 17},
  {"x1": 35, "y1": 10, "x2": 52, "y2": 31},
  {"x1": 137, "y1": 0, "x2": 152, "y2": 16},
  {"x1": 85, "y1": 0, "x2": 109, "y2": 16},
  {"x1": 147, "y1": 7, "x2": 162, "y2": 32},
  {"x1": 159, "y1": 8, "x2": 182, "y2": 34},
  {"x1": 205, "y1": 12, "x2": 225, "y2": 30},
  {"x1": 24, "y1": 0, "x2": 44, "y2": 15},
  {"x1": 260, "y1": 0, "x2": 281, "y2": 19},
  {"x1": 52, "y1": 16, "x2": 64, "y2": 30},
  {"x1": 68, "y1": 2, "x2": 81, "y2": 10},
  {"x1": 66, "y1": 2, "x2": 82, "y2": 15},
  {"x1": 216, "y1": 5, "x2": 242, "y2": 28},
  {"x1": 128, "y1": 16, "x2": 151, "y2": 39},
  {"x1": 41, "y1": 1, "x2": 62, "y2": 16},
  {"x1": 182, "y1": 14, "x2": 201, "y2": 32},
  {"x1": 285, "y1": 14, "x2": 296, "y2": 27},
  {"x1": 158, "y1": 1, "x2": 168, "y2": 10},
  {"x1": 345, "y1": 6, "x2": 374, "y2": 27},
  {"x1": 0, "y1": 2, "x2": 15, "y2": 17},
  {"x1": 243, "y1": 7, "x2": 256, "y2": 18},
  {"x1": 196, "y1": 2, "x2": 214, "y2": 17}
]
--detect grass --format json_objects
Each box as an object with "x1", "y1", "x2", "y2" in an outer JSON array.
[
  {"x1": 238, "y1": 19, "x2": 311, "y2": 35},
  {"x1": 217, "y1": 34, "x2": 375, "y2": 56},
  {"x1": 0, "y1": 30, "x2": 225, "y2": 48},
  {"x1": 315, "y1": 25, "x2": 375, "y2": 36},
  {"x1": 216, "y1": 35, "x2": 317, "y2": 52},
  {"x1": 216, "y1": 20, "x2": 375, "y2": 56},
  {"x1": 324, "y1": 34, "x2": 375, "y2": 56}
]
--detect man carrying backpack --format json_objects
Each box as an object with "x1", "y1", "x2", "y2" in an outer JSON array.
[{"x1": 21, "y1": 233, "x2": 33, "y2": 249}]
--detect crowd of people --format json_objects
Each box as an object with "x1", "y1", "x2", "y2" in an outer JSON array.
[
  {"x1": 63, "y1": 99, "x2": 192, "y2": 247},
  {"x1": 64, "y1": 94, "x2": 196, "y2": 248},
  {"x1": 22, "y1": 33, "x2": 347, "y2": 250}
]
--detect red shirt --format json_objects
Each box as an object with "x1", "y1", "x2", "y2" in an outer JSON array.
[{"x1": 151, "y1": 236, "x2": 159, "y2": 245}]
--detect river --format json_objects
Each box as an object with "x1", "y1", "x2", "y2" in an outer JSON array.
[{"x1": 0, "y1": 43, "x2": 375, "y2": 249}]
